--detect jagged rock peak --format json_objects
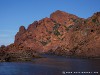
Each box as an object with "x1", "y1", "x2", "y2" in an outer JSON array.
[
  {"x1": 50, "y1": 10, "x2": 80, "y2": 25},
  {"x1": 89, "y1": 12, "x2": 100, "y2": 18},
  {"x1": 27, "y1": 21, "x2": 38, "y2": 31},
  {"x1": 87, "y1": 12, "x2": 100, "y2": 23},
  {"x1": 19, "y1": 26, "x2": 26, "y2": 33},
  {"x1": 93, "y1": 12, "x2": 100, "y2": 16},
  {"x1": 50, "y1": 10, "x2": 79, "y2": 19}
]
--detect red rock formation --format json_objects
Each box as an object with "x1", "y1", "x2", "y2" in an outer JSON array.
[
  {"x1": 50, "y1": 10, "x2": 80, "y2": 26},
  {"x1": 12, "y1": 10, "x2": 100, "y2": 57}
]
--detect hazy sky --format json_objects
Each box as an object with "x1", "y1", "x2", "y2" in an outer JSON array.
[{"x1": 0, "y1": 0, "x2": 100, "y2": 46}]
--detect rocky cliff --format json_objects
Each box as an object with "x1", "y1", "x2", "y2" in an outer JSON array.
[{"x1": 2, "y1": 10, "x2": 100, "y2": 58}]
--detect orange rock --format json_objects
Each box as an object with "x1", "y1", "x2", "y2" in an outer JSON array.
[{"x1": 6, "y1": 10, "x2": 100, "y2": 57}]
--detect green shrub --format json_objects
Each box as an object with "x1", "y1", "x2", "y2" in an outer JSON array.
[
  {"x1": 58, "y1": 37, "x2": 64, "y2": 41},
  {"x1": 92, "y1": 18, "x2": 96, "y2": 23},
  {"x1": 54, "y1": 30, "x2": 60, "y2": 36},
  {"x1": 40, "y1": 41, "x2": 48, "y2": 46},
  {"x1": 71, "y1": 18, "x2": 79, "y2": 23},
  {"x1": 96, "y1": 23, "x2": 100, "y2": 26},
  {"x1": 65, "y1": 25, "x2": 74, "y2": 32},
  {"x1": 68, "y1": 25, "x2": 74, "y2": 28},
  {"x1": 40, "y1": 40, "x2": 51, "y2": 46},
  {"x1": 53, "y1": 23, "x2": 60, "y2": 30}
]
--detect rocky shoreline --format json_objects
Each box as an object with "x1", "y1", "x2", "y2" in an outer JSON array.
[
  {"x1": 45, "y1": 47, "x2": 100, "y2": 59},
  {"x1": 0, "y1": 46, "x2": 41, "y2": 62},
  {"x1": 0, "y1": 46, "x2": 100, "y2": 62}
]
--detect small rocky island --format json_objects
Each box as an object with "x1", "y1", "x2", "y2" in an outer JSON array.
[{"x1": 0, "y1": 10, "x2": 100, "y2": 62}]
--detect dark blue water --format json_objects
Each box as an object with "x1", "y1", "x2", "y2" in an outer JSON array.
[{"x1": 0, "y1": 55, "x2": 100, "y2": 75}]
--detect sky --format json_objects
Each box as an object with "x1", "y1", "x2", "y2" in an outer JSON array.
[{"x1": 0, "y1": 0, "x2": 100, "y2": 46}]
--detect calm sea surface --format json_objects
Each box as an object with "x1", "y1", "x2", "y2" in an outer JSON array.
[{"x1": 0, "y1": 55, "x2": 100, "y2": 75}]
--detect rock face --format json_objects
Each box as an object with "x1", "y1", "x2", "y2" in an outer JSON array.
[{"x1": 9, "y1": 10, "x2": 100, "y2": 57}]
